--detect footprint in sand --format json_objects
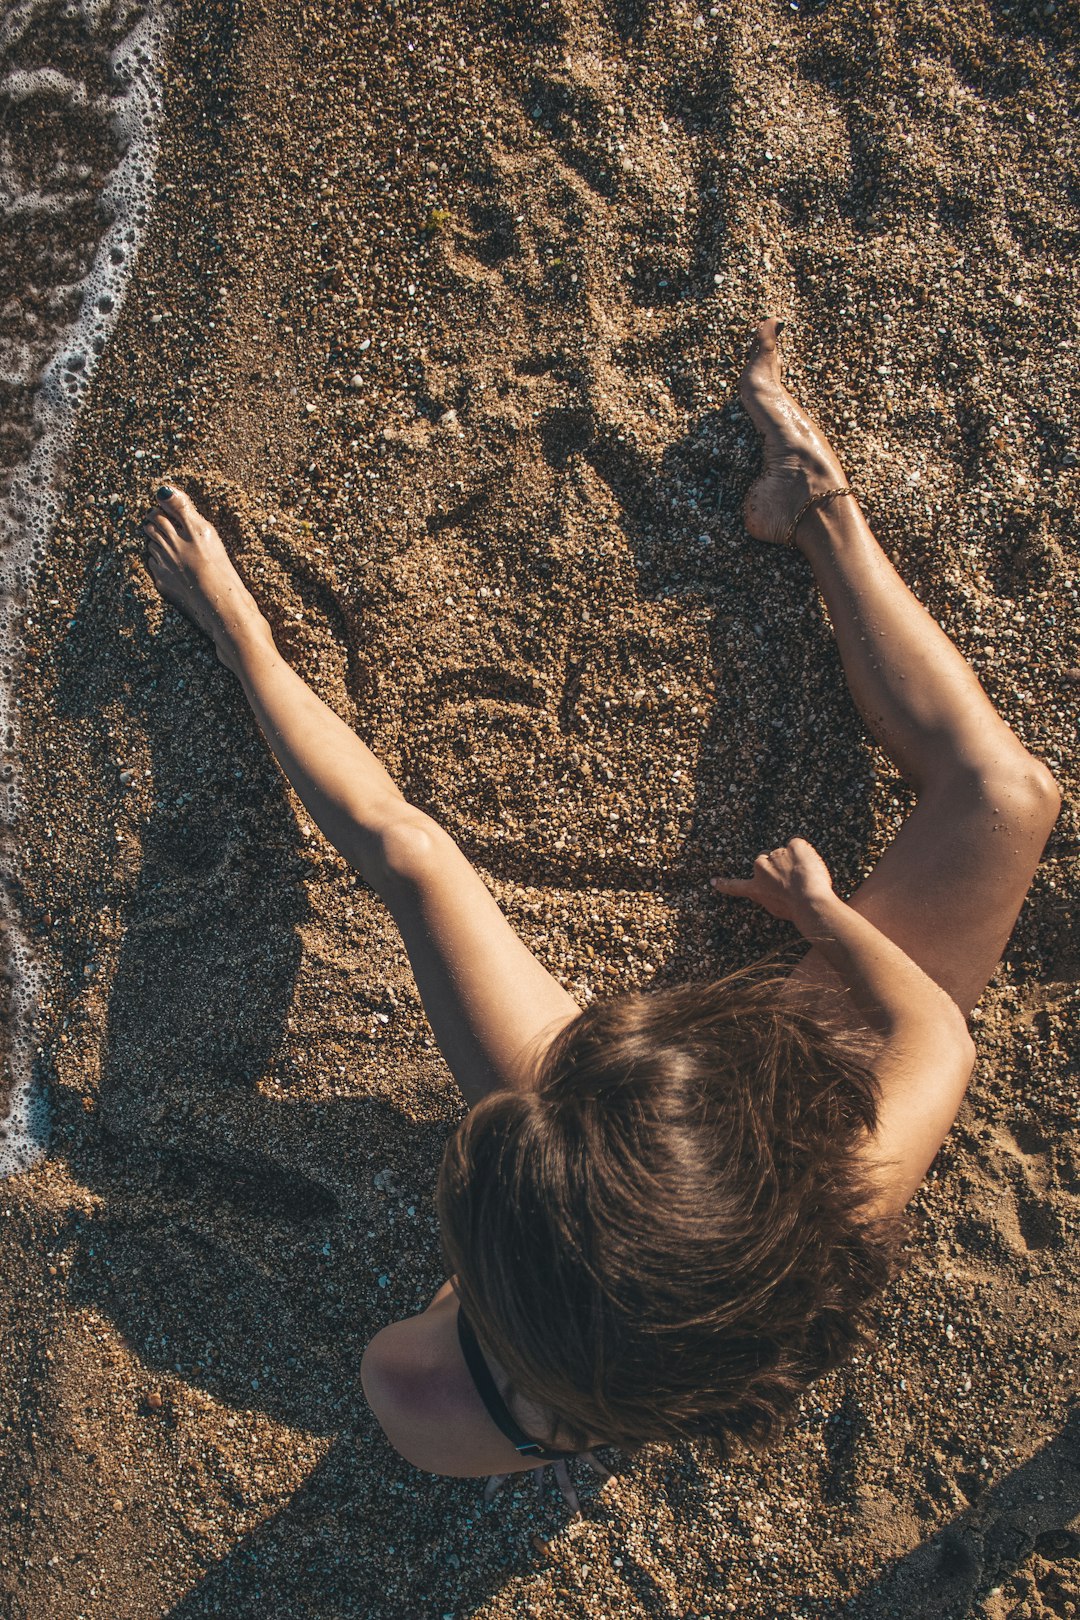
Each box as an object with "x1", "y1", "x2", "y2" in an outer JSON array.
[{"x1": 987, "y1": 1121, "x2": 1070, "y2": 1256}]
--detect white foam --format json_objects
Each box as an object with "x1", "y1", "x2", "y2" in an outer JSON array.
[
  {"x1": 0, "y1": 0, "x2": 172, "y2": 1177},
  {"x1": 1, "y1": 66, "x2": 98, "y2": 103},
  {"x1": 0, "y1": 185, "x2": 97, "y2": 220}
]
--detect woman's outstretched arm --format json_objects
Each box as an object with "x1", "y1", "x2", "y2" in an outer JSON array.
[
  {"x1": 141, "y1": 485, "x2": 581, "y2": 1107},
  {"x1": 227, "y1": 632, "x2": 413, "y2": 885}
]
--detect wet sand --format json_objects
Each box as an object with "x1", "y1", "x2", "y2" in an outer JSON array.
[{"x1": 3, "y1": 0, "x2": 1078, "y2": 1615}]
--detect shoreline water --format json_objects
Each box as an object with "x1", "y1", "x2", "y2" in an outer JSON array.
[{"x1": 0, "y1": 0, "x2": 171, "y2": 1175}]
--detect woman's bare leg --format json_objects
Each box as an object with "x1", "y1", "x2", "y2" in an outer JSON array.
[
  {"x1": 741, "y1": 319, "x2": 1033, "y2": 793},
  {"x1": 738, "y1": 320, "x2": 1061, "y2": 1019}
]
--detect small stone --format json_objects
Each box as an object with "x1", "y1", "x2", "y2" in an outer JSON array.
[
  {"x1": 112, "y1": 1498, "x2": 124, "y2": 1513},
  {"x1": 147, "y1": 1391, "x2": 163, "y2": 1411},
  {"x1": 350, "y1": 374, "x2": 364, "y2": 389},
  {"x1": 305, "y1": 402, "x2": 317, "y2": 413},
  {"x1": 531, "y1": 1533, "x2": 551, "y2": 1559}
]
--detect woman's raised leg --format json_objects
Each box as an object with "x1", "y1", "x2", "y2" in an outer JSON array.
[{"x1": 738, "y1": 320, "x2": 1061, "y2": 1021}]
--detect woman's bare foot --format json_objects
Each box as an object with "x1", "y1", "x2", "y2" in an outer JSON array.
[
  {"x1": 739, "y1": 318, "x2": 852, "y2": 548},
  {"x1": 141, "y1": 486, "x2": 273, "y2": 674}
]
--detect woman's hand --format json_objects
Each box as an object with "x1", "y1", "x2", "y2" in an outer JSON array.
[
  {"x1": 484, "y1": 1451, "x2": 612, "y2": 1514},
  {"x1": 711, "y1": 836, "x2": 837, "y2": 927}
]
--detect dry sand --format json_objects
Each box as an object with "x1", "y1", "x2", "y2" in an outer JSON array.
[{"x1": 2, "y1": 0, "x2": 1079, "y2": 1615}]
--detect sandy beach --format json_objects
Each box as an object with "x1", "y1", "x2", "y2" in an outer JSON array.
[{"x1": 2, "y1": 0, "x2": 1078, "y2": 1614}]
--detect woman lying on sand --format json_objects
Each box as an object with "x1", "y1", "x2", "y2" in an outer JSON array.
[{"x1": 140, "y1": 319, "x2": 1060, "y2": 1499}]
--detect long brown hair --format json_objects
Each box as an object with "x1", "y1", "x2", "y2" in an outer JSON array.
[{"x1": 436, "y1": 954, "x2": 904, "y2": 1456}]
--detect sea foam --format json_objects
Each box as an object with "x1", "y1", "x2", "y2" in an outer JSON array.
[{"x1": 0, "y1": 0, "x2": 171, "y2": 1176}]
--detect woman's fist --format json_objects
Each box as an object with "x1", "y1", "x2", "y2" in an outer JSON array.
[{"x1": 711, "y1": 836, "x2": 836, "y2": 925}]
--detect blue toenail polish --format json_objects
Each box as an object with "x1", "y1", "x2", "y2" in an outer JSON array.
[{"x1": 156, "y1": 484, "x2": 174, "y2": 500}]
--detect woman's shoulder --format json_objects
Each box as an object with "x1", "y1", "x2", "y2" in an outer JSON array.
[
  {"x1": 360, "y1": 1290, "x2": 475, "y2": 1472},
  {"x1": 360, "y1": 1285, "x2": 559, "y2": 1479}
]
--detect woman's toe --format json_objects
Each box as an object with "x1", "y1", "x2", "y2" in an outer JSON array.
[
  {"x1": 148, "y1": 510, "x2": 183, "y2": 546},
  {"x1": 154, "y1": 483, "x2": 201, "y2": 536},
  {"x1": 755, "y1": 316, "x2": 782, "y2": 352},
  {"x1": 142, "y1": 517, "x2": 173, "y2": 555}
]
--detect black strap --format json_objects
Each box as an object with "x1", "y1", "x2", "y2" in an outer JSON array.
[{"x1": 456, "y1": 1305, "x2": 576, "y2": 1462}]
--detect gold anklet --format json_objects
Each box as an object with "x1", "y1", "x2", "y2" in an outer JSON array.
[{"x1": 781, "y1": 486, "x2": 856, "y2": 548}]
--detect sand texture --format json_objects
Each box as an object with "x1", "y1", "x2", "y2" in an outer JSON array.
[{"x1": 2, "y1": 0, "x2": 1079, "y2": 1615}]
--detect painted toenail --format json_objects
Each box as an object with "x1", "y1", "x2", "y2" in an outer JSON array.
[{"x1": 156, "y1": 485, "x2": 174, "y2": 499}]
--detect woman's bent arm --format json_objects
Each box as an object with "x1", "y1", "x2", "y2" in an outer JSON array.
[
  {"x1": 792, "y1": 889, "x2": 973, "y2": 1046},
  {"x1": 790, "y1": 891, "x2": 977, "y2": 1212},
  {"x1": 716, "y1": 838, "x2": 977, "y2": 1212}
]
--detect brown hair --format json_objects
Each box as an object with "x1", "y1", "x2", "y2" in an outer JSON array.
[{"x1": 436, "y1": 953, "x2": 904, "y2": 1457}]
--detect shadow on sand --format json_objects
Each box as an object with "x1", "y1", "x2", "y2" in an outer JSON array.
[{"x1": 845, "y1": 1404, "x2": 1080, "y2": 1619}]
